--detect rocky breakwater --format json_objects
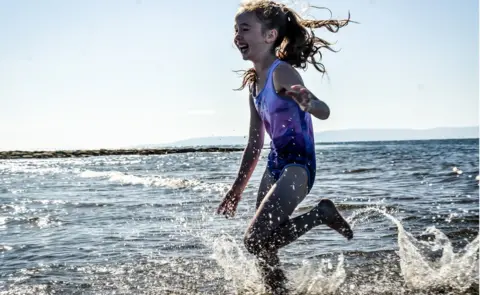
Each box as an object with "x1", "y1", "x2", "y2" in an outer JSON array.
[{"x1": 0, "y1": 147, "x2": 245, "y2": 160}]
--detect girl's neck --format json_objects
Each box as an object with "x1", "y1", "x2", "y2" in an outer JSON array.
[{"x1": 253, "y1": 55, "x2": 277, "y2": 78}]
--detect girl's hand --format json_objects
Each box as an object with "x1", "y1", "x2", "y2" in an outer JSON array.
[
  {"x1": 285, "y1": 85, "x2": 313, "y2": 112},
  {"x1": 217, "y1": 189, "x2": 242, "y2": 218}
]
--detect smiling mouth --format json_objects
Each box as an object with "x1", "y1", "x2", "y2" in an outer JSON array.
[{"x1": 238, "y1": 44, "x2": 249, "y2": 54}]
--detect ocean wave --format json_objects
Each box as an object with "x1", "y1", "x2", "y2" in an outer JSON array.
[{"x1": 79, "y1": 170, "x2": 229, "y2": 193}]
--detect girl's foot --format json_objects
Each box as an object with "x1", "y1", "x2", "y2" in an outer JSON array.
[
  {"x1": 316, "y1": 199, "x2": 353, "y2": 240},
  {"x1": 257, "y1": 252, "x2": 289, "y2": 295}
]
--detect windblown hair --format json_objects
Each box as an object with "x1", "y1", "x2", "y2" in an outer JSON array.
[{"x1": 235, "y1": 0, "x2": 352, "y2": 90}]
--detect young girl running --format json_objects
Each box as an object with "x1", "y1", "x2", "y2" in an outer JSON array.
[{"x1": 217, "y1": 1, "x2": 353, "y2": 293}]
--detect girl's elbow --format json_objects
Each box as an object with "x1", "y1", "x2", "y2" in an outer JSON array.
[
  {"x1": 311, "y1": 100, "x2": 330, "y2": 120},
  {"x1": 322, "y1": 108, "x2": 330, "y2": 120},
  {"x1": 316, "y1": 107, "x2": 330, "y2": 120}
]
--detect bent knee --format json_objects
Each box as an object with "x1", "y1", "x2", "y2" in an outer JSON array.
[{"x1": 243, "y1": 231, "x2": 266, "y2": 256}]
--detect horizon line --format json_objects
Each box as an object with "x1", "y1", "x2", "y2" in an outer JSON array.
[{"x1": 163, "y1": 125, "x2": 479, "y2": 142}]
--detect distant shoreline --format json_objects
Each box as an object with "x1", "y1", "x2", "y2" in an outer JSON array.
[
  {"x1": 0, "y1": 147, "x2": 245, "y2": 160},
  {"x1": 0, "y1": 138, "x2": 477, "y2": 160}
]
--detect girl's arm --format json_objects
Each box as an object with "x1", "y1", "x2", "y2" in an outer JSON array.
[
  {"x1": 230, "y1": 91, "x2": 265, "y2": 195},
  {"x1": 273, "y1": 63, "x2": 330, "y2": 120}
]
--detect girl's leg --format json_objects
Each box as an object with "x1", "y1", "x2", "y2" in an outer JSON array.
[
  {"x1": 248, "y1": 166, "x2": 353, "y2": 294},
  {"x1": 256, "y1": 168, "x2": 276, "y2": 210},
  {"x1": 254, "y1": 169, "x2": 287, "y2": 293},
  {"x1": 263, "y1": 198, "x2": 353, "y2": 252},
  {"x1": 244, "y1": 165, "x2": 310, "y2": 256},
  {"x1": 247, "y1": 166, "x2": 310, "y2": 294},
  {"x1": 245, "y1": 165, "x2": 353, "y2": 259}
]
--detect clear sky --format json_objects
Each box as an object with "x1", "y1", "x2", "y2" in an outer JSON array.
[{"x1": 1, "y1": 0, "x2": 478, "y2": 150}]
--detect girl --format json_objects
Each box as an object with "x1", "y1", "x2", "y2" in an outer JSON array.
[{"x1": 217, "y1": 1, "x2": 353, "y2": 293}]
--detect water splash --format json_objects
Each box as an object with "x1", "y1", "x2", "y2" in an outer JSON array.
[
  {"x1": 206, "y1": 233, "x2": 346, "y2": 295},
  {"x1": 288, "y1": 254, "x2": 346, "y2": 294},
  {"x1": 210, "y1": 234, "x2": 264, "y2": 294},
  {"x1": 190, "y1": 209, "x2": 347, "y2": 295},
  {"x1": 348, "y1": 207, "x2": 479, "y2": 293},
  {"x1": 194, "y1": 205, "x2": 478, "y2": 295}
]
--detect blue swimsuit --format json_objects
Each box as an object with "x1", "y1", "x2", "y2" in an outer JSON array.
[{"x1": 252, "y1": 59, "x2": 317, "y2": 192}]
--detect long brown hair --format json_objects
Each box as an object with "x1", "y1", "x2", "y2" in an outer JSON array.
[{"x1": 234, "y1": 0, "x2": 352, "y2": 90}]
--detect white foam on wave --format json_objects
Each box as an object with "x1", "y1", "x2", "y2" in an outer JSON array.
[
  {"x1": 0, "y1": 161, "x2": 64, "y2": 175},
  {"x1": 79, "y1": 170, "x2": 229, "y2": 194},
  {"x1": 0, "y1": 245, "x2": 12, "y2": 252},
  {"x1": 0, "y1": 216, "x2": 8, "y2": 226}
]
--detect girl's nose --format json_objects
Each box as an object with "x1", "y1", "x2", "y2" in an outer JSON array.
[{"x1": 234, "y1": 33, "x2": 243, "y2": 42}]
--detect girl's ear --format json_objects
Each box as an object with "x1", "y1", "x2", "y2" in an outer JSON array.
[{"x1": 264, "y1": 29, "x2": 278, "y2": 44}]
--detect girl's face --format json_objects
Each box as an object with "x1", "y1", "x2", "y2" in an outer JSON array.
[{"x1": 234, "y1": 11, "x2": 276, "y2": 62}]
